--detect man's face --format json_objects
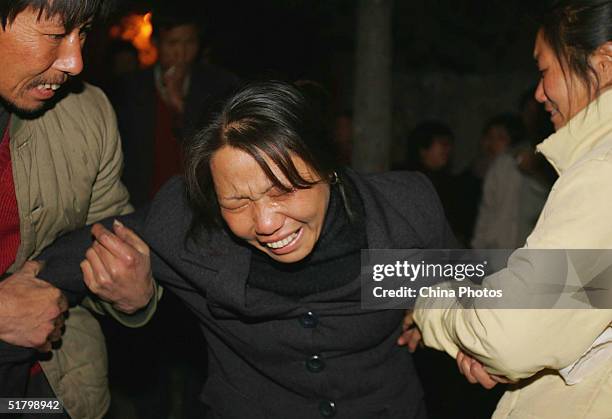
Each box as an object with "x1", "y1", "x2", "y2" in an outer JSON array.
[
  {"x1": 481, "y1": 125, "x2": 510, "y2": 158},
  {"x1": 0, "y1": 7, "x2": 89, "y2": 114},
  {"x1": 156, "y1": 24, "x2": 200, "y2": 72},
  {"x1": 419, "y1": 136, "x2": 452, "y2": 171}
]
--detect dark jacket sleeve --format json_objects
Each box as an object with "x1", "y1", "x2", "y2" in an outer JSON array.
[
  {"x1": 36, "y1": 210, "x2": 148, "y2": 304},
  {"x1": 36, "y1": 176, "x2": 190, "y2": 300}
]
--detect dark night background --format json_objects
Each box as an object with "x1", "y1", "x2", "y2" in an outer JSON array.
[{"x1": 85, "y1": 0, "x2": 542, "y2": 86}]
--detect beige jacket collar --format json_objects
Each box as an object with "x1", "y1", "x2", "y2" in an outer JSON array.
[
  {"x1": 9, "y1": 114, "x2": 30, "y2": 148},
  {"x1": 538, "y1": 88, "x2": 612, "y2": 174}
]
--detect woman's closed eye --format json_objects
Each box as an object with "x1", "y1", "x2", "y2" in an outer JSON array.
[
  {"x1": 220, "y1": 199, "x2": 250, "y2": 211},
  {"x1": 268, "y1": 187, "x2": 296, "y2": 200}
]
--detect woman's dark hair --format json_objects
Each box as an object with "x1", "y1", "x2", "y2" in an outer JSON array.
[
  {"x1": 405, "y1": 121, "x2": 453, "y2": 170},
  {"x1": 184, "y1": 80, "x2": 338, "y2": 232},
  {"x1": 539, "y1": 0, "x2": 612, "y2": 101},
  {"x1": 0, "y1": 0, "x2": 114, "y2": 31}
]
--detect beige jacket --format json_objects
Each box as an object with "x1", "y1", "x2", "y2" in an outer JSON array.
[
  {"x1": 7, "y1": 83, "x2": 156, "y2": 419},
  {"x1": 415, "y1": 90, "x2": 612, "y2": 418}
]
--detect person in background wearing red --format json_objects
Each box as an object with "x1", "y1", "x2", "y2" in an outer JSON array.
[{"x1": 111, "y1": 4, "x2": 240, "y2": 209}]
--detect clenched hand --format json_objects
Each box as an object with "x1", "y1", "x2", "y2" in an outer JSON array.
[
  {"x1": 81, "y1": 220, "x2": 154, "y2": 314},
  {"x1": 0, "y1": 261, "x2": 67, "y2": 351},
  {"x1": 456, "y1": 351, "x2": 514, "y2": 389}
]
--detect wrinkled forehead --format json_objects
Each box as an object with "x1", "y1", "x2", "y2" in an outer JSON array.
[
  {"x1": 209, "y1": 147, "x2": 276, "y2": 197},
  {"x1": 211, "y1": 145, "x2": 320, "y2": 196}
]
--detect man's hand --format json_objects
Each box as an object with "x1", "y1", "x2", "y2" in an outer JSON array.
[
  {"x1": 81, "y1": 220, "x2": 154, "y2": 314},
  {"x1": 162, "y1": 65, "x2": 187, "y2": 114},
  {"x1": 456, "y1": 350, "x2": 514, "y2": 389},
  {"x1": 397, "y1": 310, "x2": 423, "y2": 352},
  {"x1": 0, "y1": 261, "x2": 67, "y2": 351}
]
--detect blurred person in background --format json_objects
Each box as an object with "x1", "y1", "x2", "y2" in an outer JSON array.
[
  {"x1": 455, "y1": 113, "x2": 525, "y2": 245},
  {"x1": 111, "y1": 4, "x2": 239, "y2": 209},
  {"x1": 404, "y1": 121, "x2": 454, "y2": 175},
  {"x1": 476, "y1": 113, "x2": 523, "y2": 176},
  {"x1": 471, "y1": 99, "x2": 554, "y2": 249},
  {"x1": 402, "y1": 121, "x2": 457, "y2": 228}
]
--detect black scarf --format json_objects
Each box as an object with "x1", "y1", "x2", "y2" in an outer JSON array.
[{"x1": 248, "y1": 171, "x2": 367, "y2": 298}]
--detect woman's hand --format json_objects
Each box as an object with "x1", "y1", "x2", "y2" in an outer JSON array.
[
  {"x1": 397, "y1": 310, "x2": 423, "y2": 352},
  {"x1": 456, "y1": 351, "x2": 514, "y2": 389},
  {"x1": 398, "y1": 311, "x2": 514, "y2": 388},
  {"x1": 80, "y1": 220, "x2": 154, "y2": 314}
]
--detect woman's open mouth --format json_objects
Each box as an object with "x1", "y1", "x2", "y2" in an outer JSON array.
[{"x1": 262, "y1": 228, "x2": 303, "y2": 254}]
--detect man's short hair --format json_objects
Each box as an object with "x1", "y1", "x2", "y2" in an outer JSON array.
[
  {"x1": 0, "y1": 0, "x2": 114, "y2": 31},
  {"x1": 150, "y1": 6, "x2": 201, "y2": 41}
]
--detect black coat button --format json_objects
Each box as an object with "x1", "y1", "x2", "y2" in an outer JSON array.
[
  {"x1": 318, "y1": 400, "x2": 336, "y2": 417},
  {"x1": 306, "y1": 355, "x2": 325, "y2": 373},
  {"x1": 299, "y1": 311, "x2": 318, "y2": 328}
]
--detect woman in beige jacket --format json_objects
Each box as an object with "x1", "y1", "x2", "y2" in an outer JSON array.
[{"x1": 410, "y1": 1, "x2": 612, "y2": 418}]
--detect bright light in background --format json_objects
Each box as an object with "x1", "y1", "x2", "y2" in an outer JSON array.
[{"x1": 109, "y1": 12, "x2": 157, "y2": 67}]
